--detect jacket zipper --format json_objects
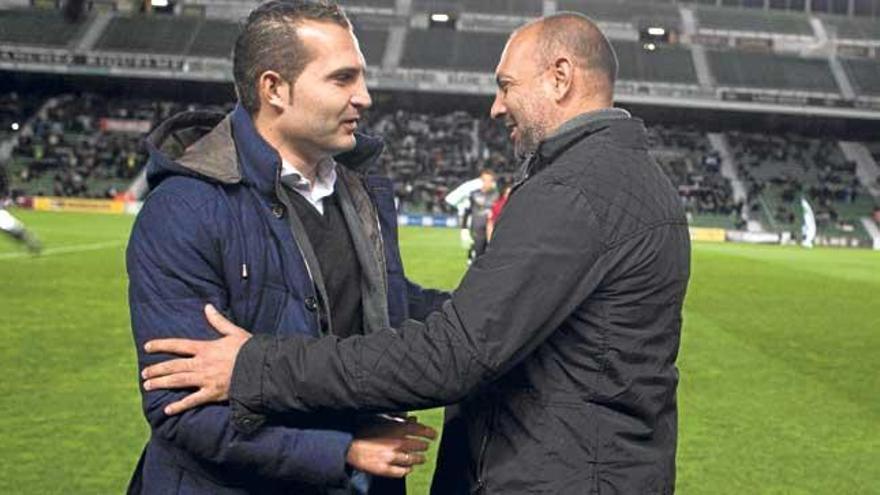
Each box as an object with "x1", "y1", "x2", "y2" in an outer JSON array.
[{"x1": 474, "y1": 402, "x2": 495, "y2": 493}]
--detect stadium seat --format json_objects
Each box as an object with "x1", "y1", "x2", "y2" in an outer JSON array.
[
  {"x1": 95, "y1": 16, "x2": 202, "y2": 55},
  {"x1": 841, "y1": 58, "x2": 880, "y2": 97},
  {"x1": 696, "y1": 6, "x2": 813, "y2": 35},
  {"x1": 708, "y1": 50, "x2": 839, "y2": 93},
  {"x1": 400, "y1": 29, "x2": 507, "y2": 72},
  {"x1": 613, "y1": 40, "x2": 699, "y2": 84},
  {"x1": 0, "y1": 8, "x2": 90, "y2": 48}
]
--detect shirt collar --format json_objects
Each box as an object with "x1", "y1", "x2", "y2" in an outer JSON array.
[{"x1": 280, "y1": 157, "x2": 337, "y2": 191}]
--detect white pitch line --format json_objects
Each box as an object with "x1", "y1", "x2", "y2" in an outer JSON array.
[{"x1": 0, "y1": 240, "x2": 125, "y2": 261}]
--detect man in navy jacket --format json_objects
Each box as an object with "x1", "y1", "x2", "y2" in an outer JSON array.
[{"x1": 127, "y1": 2, "x2": 443, "y2": 493}]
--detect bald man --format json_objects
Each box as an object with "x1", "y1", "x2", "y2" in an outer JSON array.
[{"x1": 142, "y1": 12, "x2": 691, "y2": 494}]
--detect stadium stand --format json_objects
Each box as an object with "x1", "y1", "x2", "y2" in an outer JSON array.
[
  {"x1": 866, "y1": 142, "x2": 880, "y2": 163},
  {"x1": 90, "y1": 14, "x2": 395, "y2": 65},
  {"x1": 821, "y1": 14, "x2": 880, "y2": 39},
  {"x1": 0, "y1": 8, "x2": 90, "y2": 48},
  {"x1": 355, "y1": 28, "x2": 389, "y2": 67},
  {"x1": 411, "y1": 0, "x2": 543, "y2": 17},
  {"x1": 614, "y1": 40, "x2": 699, "y2": 84},
  {"x1": 558, "y1": 0, "x2": 681, "y2": 28},
  {"x1": 708, "y1": 50, "x2": 840, "y2": 93},
  {"x1": 864, "y1": 142, "x2": 880, "y2": 191},
  {"x1": 187, "y1": 19, "x2": 239, "y2": 58},
  {"x1": 2, "y1": 89, "x2": 876, "y2": 237},
  {"x1": 728, "y1": 131, "x2": 872, "y2": 237},
  {"x1": 647, "y1": 125, "x2": 741, "y2": 228},
  {"x1": 400, "y1": 29, "x2": 508, "y2": 71},
  {"x1": 695, "y1": 6, "x2": 813, "y2": 36},
  {"x1": 6, "y1": 95, "x2": 231, "y2": 199},
  {"x1": 341, "y1": 0, "x2": 396, "y2": 8},
  {"x1": 841, "y1": 58, "x2": 880, "y2": 97},
  {"x1": 359, "y1": 108, "x2": 517, "y2": 214},
  {"x1": 95, "y1": 15, "x2": 202, "y2": 55},
  {"x1": 0, "y1": 93, "x2": 37, "y2": 142}
]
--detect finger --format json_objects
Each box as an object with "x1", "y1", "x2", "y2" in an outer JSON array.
[
  {"x1": 143, "y1": 372, "x2": 201, "y2": 392},
  {"x1": 205, "y1": 304, "x2": 250, "y2": 337},
  {"x1": 403, "y1": 422, "x2": 438, "y2": 440},
  {"x1": 144, "y1": 338, "x2": 201, "y2": 356},
  {"x1": 401, "y1": 438, "x2": 430, "y2": 453},
  {"x1": 381, "y1": 465, "x2": 412, "y2": 478},
  {"x1": 141, "y1": 358, "x2": 193, "y2": 379},
  {"x1": 391, "y1": 451, "x2": 425, "y2": 467},
  {"x1": 163, "y1": 389, "x2": 217, "y2": 416}
]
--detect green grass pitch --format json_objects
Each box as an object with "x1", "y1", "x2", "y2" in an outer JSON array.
[{"x1": 0, "y1": 209, "x2": 877, "y2": 493}]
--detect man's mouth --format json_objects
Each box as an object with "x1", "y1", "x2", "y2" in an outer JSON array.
[
  {"x1": 342, "y1": 118, "x2": 359, "y2": 131},
  {"x1": 507, "y1": 123, "x2": 518, "y2": 140}
]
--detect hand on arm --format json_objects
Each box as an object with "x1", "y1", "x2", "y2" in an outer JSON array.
[{"x1": 142, "y1": 304, "x2": 249, "y2": 415}]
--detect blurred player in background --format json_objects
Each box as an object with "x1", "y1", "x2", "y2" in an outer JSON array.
[
  {"x1": 461, "y1": 169, "x2": 498, "y2": 260},
  {"x1": 0, "y1": 166, "x2": 41, "y2": 254},
  {"x1": 445, "y1": 169, "x2": 498, "y2": 261}
]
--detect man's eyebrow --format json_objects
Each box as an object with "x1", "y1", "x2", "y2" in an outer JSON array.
[{"x1": 327, "y1": 66, "x2": 364, "y2": 79}]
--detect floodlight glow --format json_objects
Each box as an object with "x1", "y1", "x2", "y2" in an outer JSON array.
[
  {"x1": 11, "y1": 122, "x2": 19, "y2": 131},
  {"x1": 430, "y1": 13, "x2": 450, "y2": 23},
  {"x1": 151, "y1": 0, "x2": 170, "y2": 7},
  {"x1": 647, "y1": 27, "x2": 666, "y2": 36},
  {"x1": 644, "y1": 43, "x2": 657, "y2": 51}
]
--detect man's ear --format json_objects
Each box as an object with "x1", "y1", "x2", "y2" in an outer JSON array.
[
  {"x1": 258, "y1": 71, "x2": 289, "y2": 113},
  {"x1": 550, "y1": 56, "x2": 574, "y2": 102}
]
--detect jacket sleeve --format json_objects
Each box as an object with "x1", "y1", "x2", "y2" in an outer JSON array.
[
  {"x1": 405, "y1": 279, "x2": 450, "y2": 322},
  {"x1": 229, "y1": 177, "x2": 612, "y2": 416},
  {"x1": 128, "y1": 187, "x2": 353, "y2": 486}
]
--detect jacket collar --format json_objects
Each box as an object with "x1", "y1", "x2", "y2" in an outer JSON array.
[
  {"x1": 228, "y1": 103, "x2": 280, "y2": 196},
  {"x1": 522, "y1": 107, "x2": 643, "y2": 179},
  {"x1": 144, "y1": 103, "x2": 385, "y2": 196}
]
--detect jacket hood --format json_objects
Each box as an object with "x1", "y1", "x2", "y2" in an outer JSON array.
[{"x1": 143, "y1": 105, "x2": 386, "y2": 193}]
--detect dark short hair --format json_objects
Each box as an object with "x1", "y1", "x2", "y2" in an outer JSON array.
[
  {"x1": 537, "y1": 12, "x2": 618, "y2": 86},
  {"x1": 232, "y1": 0, "x2": 351, "y2": 114}
]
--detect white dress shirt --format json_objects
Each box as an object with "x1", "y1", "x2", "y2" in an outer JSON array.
[{"x1": 280, "y1": 157, "x2": 338, "y2": 215}]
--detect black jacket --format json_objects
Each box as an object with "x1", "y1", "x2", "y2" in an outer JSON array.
[{"x1": 230, "y1": 112, "x2": 691, "y2": 494}]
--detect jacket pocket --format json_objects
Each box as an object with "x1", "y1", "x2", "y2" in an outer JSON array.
[{"x1": 485, "y1": 390, "x2": 598, "y2": 494}]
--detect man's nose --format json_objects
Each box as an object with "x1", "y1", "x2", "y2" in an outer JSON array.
[
  {"x1": 352, "y1": 80, "x2": 372, "y2": 110},
  {"x1": 490, "y1": 93, "x2": 506, "y2": 120}
]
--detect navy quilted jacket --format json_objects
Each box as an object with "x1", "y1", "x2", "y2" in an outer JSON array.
[{"x1": 126, "y1": 105, "x2": 445, "y2": 494}]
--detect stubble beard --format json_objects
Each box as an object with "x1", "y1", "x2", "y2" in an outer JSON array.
[
  {"x1": 513, "y1": 97, "x2": 553, "y2": 160},
  {"x1": 514, "y1": 118, "x2": 548, "y2": 160}
]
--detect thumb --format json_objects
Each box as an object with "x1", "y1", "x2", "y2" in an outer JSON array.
[{"x1": 204, "y1": 304, "x2": 249, "y2": 337}]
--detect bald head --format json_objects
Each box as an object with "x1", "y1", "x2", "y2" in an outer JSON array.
[{"x1": 517, "y1": 12, "x2": 618, "y2": 94}]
